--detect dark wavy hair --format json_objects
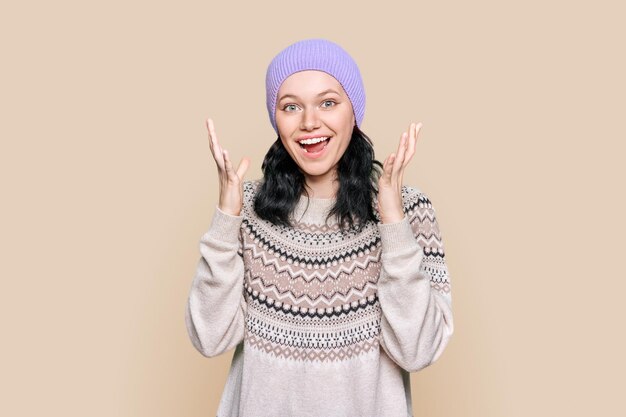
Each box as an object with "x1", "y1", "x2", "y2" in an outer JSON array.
[{"x1": 253, "y1": 125, "x2": 384, "y2": 233}]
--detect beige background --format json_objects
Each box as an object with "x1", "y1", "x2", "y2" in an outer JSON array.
[{"x1": 1, "y1": 0, "x2": 624, "y2": 416}]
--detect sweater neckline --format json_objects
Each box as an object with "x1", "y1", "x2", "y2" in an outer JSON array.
[{"x1": 292, "y1": 194, "x2": 337, "y2": 225}]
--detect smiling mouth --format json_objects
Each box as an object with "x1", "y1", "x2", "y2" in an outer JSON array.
[{"x1": 298, "y1": 136, "x2": 332, "y2": 153}]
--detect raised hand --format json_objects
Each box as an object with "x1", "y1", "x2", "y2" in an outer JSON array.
[
  {"x1": 206, "y1": 118, "x2": 250, "y2": 216},
  {"x1": 377, "y1": 122, "x2": 422, "y2": 224}
]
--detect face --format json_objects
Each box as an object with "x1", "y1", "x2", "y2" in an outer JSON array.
[{"x1": 275, "y1": 70, "x2": 356, "y2": 190}]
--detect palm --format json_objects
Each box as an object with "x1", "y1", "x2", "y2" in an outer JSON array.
[
  {"x1": 377, "y1": 122, "x2": 421, "y2": 224},
  {"x1": 206, "y1": 118, "x2": 250, "y2": 216}
]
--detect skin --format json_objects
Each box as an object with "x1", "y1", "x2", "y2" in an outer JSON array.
[
  {"x1": 205, "y1": 70, "x2": 422, "y2": 224},
  {"x1": 274, "y1": 70, "x2": 355, "y2": 199}
]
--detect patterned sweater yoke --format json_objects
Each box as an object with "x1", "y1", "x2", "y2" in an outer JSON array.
[{"x1": 185, "y1": 179, "x2": 454, "y2": 417}]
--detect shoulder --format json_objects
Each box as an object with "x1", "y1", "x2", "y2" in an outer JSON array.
[
  {"x1": 400, "y1": 184, "x2": 434, "y2": 212},
  {"x1": 241, "y1": 179, "x2": 263, "y2": 218},
  {"x1": 399, "y1": 185, "x2": 445, "y2": 244},
  {"x1": 371, "y1": 184, "x2": 432, "y2": 222},
  {"x1": 243, "y1": 178, "x2": 262, "y2": 198}
]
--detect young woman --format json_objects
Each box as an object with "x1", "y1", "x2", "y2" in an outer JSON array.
[{"x1": 185, "y1": 38, "x2": 454, "y2": 417}]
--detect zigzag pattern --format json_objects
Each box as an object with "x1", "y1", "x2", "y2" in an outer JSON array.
[
  {"x1": 237, "y1": 180, "x2": 451, "y2": 364},
  {"x1": 242, "y1": 237, "x2": 382, "y2": 280},
  {"x1": 292, "y1": 222, "x2": 342, "y2": 233}
]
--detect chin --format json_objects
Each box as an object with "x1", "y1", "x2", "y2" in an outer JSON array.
[
  {"x1": 303, "y1": 169, "x2": 329, "y2": 177},
  {"x1": 300, "y1": 166, "x2": 334, "y2": 178}
]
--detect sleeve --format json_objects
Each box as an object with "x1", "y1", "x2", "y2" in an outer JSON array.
[
  {"x1": 376, "y1": 187, "x2": 454, "y2": 372},
  {"x1": 184, "y1": 204, "x2": 248, "y2": 358}
]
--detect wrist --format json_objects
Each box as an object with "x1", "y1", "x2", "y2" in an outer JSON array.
[
  {"x1": 216, "y1": 205, "x2": 242, "y2": 217},
  {"x1": 379, "y1": 209, "x2": 405, "y2": 224},
  {"x1": 377, "y1": 216, "x2": 421, "y2": 254}
]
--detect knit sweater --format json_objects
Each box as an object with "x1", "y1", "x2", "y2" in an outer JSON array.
[{"x1": 185, "y1": 179, "x2": 453, "y2": 417}]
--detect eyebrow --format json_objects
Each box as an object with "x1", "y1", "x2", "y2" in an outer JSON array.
[{"x1": 278, "y1": 89, "x2": 341, "y2": 102}]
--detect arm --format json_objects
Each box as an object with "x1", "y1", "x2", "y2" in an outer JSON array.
[
  {"x1": 376, "y1": 189, "x2": 454, "y2": 372},
  {"x1": 184, "y1": 205, "x2": 247, "y2": 358}
]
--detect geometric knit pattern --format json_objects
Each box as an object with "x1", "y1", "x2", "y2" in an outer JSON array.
[
  {"x1": 184, "y1": 176, "x2": 455, "y2": 416},
  {"x1": 237, "y1": 180, "x2": 451, "y2": 366}
]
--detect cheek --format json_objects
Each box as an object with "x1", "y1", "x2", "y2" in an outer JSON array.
[
  {"x1": 280, "y1": 138, "x2": 299, "y2": 160},
  {"x1": 329, "y1": 110, "x2": 355, "y2": 131},
  {"x1": 340, "y1": 139, "x2": 352, "y2": 154},
  {"x1": 276, "y1": 118, "x2": 297, "y2": 137}
]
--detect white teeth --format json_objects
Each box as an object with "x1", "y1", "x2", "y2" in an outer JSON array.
[
  {"x1": 298, "y1": 136, "x2": 329, "y2": 145},
  {"x1": 302, "y1": 139, "x2": 330, "y2": 153}
]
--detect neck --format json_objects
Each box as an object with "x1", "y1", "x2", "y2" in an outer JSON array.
[
  {"x1": 292, "y1": 193, "x2": 337, "y2": 225},
  {"x1": 304, "y1": 172, "x2": 338, "y2": 199}
]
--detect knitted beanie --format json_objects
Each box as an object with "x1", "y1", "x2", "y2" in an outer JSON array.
[{"x1": 265, "y1": 38, "x2": 366, "y2": 134}]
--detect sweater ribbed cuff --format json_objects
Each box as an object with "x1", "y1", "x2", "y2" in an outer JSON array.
[
  {"x1": 377, "y1": 215, "x2": 421, "y2": 255},
  {"x1": 206, "y1": 205, "x2": 244, "y2": 244}
]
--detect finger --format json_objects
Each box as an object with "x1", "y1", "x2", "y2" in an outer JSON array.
[
  {"x1": 392, "y1": 132, "x2": 408, "y2": 177},
  {"x1": 223, "y1": 149, "x2": 234, "y2": 177},
  {"x1": 402, "y1": 122, "x2": 417, "y2": 167},
  {"x1": 382, "y1": 154, "x2": 391, "y2": 170},
  {"x1": 208, "y1": 118, "x2": 223, "y2": 161},
  {"x1": 382, "y1": 153, "x2": 392, "y2": 172},
  {"x1": 223, "y1": 149, "x2": 240, "y2": 183},
  {"x1": 205, "y1": 119, "x2": 213, "y2": 151},
  {"x1": 207, "y1": 118, "x2": 225, "y2": 170},
  {"x1": 384, "y1": 153, "x2": 396, "y2": 178},
  {"x1": 403, "y1": 122, "x2": 421, "y2": 168},
  {"x1": 236, "y1": 157, "x2": 250, "y2": 181},
  {"x1": 206, "y1": 118, "x2": 216, "y2": 155},
  {"x1": 395, "y1": 127, "x2": 413, "y2": 188}
]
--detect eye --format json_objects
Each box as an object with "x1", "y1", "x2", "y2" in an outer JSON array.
[
  {"x1": 322, "y1": 100, "x2": 336, "y2": 108},
  {"x1": 283, "y1": 104, "x2": 298, "y2": 111}
]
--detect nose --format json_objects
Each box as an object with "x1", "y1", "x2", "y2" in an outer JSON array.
[{"x1": 300, "y1": 108, "x2": 321, "y2": 131}]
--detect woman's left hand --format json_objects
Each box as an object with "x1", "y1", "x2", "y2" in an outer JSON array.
[{"x1": 377, "y1": 122, "x2": 422, "y2": 224}]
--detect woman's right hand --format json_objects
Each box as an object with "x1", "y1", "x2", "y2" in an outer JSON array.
[{"x1": 206, "y1": 118, "x2": 250, "y2": 216}]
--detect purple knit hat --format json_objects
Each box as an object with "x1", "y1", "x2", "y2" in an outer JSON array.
[{"x1": 265, "y1": 38, "x2": 366, "y2": 134}]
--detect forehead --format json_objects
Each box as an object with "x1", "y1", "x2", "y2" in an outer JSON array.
[{"x1": 277, "y1": 70, "x2": 346, "y2": 100}]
